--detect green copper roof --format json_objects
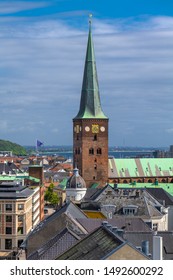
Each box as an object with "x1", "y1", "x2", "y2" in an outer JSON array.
[
  {"x1": 74, "y1": 22, "x2": 108, "y2": 120},
  {"x1": 109, "y1": 158, "x2": 173, "y2": 178}
]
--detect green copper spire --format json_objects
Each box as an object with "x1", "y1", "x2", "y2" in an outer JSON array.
[{"x1": 74, "y1": 16, "x2": 108, "y2": 119}]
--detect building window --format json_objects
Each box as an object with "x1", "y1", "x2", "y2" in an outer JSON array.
[
  {"x1": 123, "y1": 206, "x2": 138, "y2": 215},
  {"x1": 6, "y1": 204, "x2": 12, "y2": 211},
  {"x1": 89, "y1": 148, "x2": 94, "y2": 155},
  {"x1": 17, "y1": 227, "x2": 23, "y2": 234},
  {"x1": 124, "y1": 208, "x2": 135, "y2": 215},
  {"x1": 6, "y1": 227, "x2": 12, "y2": 234},
  {"x1": 75, "y1": 148, "x2": 80, "y2": 154},
  {"x1": 18, "y1": 215, "x2": 24, "y2": 223},
  {"x1": 93, "y1": 135, "x2": 97, "y2": 141},
  {"x1": 5, "y1": 239, "x2": 12, "y2": 250},
  {"x1": 6, "y1": 216, "x2": 12, "y2": 223},
  {"x1": 18, "y1": 240, "x2": 23, "y2": 248},
  {"x1": 18, "y1": 204, "x2": 24, "y2": 211},
  {"x1": 97, "y1": 148, "x2": 102, "y2": 155},
  {"x1": 152, "y1": 223, "x2": 158, "y2": 231}
]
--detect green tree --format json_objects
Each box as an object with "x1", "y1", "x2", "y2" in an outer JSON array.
[
  {"x1": 50, "y1": 192, "x2": 59, "y2": 207},
  {"x1": 44, "y1": 183, "x2": 59, "y2": 208}
]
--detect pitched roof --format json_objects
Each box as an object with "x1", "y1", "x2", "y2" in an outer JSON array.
[
  {"x1": 77, "y1": 217, "x2": 152, "y2": 233},
  {"x1": 145, "y1": 188, "x2": 173, "y2": 207},
  {"x1": 23, "y1": 202, "x2": 88, "y2": 257},
  {"x1": 81, "y1": 187, "x2": 167, "y2": 219},
  {"x1": 56, "y1": 225, "x2": 124, "y2": 260},
  {"x1": 124, "y1": 231, "x2": 173, "y2": 260},
  {"x1": 109, "y1": 158, "x2": 173, "y2": 179},
  {"x1": 27, "y1": 228, "x2": 79, "y2": 260}
]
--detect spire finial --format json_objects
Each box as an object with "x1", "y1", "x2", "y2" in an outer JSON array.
[{"x1": 89, "y1": 13, "x2": 92, "y2": 29}]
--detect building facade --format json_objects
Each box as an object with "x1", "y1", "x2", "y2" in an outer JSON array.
[{"x1": 0, "y1": 180, "x2": 43, "y2": 256}]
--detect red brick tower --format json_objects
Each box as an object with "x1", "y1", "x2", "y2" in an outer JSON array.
[{"x1": 73, "y1": 18, "x2": 109, "y2": 187}]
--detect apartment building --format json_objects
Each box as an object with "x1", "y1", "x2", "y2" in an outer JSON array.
[{"x1": 0, "y1": 180, "x2": 42, "y2": 255}]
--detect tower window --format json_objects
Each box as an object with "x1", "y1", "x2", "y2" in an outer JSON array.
[
  {"x1": 93, "y1": 134, "x2": 97, "y2": 141},
  {"x1": 89, "y1": 148, "x2": 94, "y2": 155},
  {"x1": 75, "y1": 148, "x2": 80, "y2": 154},
  {"x1": 97, "y1": 148, "x2": 102, "y2": 155}
]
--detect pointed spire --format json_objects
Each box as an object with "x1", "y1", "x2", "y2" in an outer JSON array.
[{"x1": 74, "y1": 16, "x2": 108, "y2": 119}]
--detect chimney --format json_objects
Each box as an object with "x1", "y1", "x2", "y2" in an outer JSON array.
[
  {"x1": 102, "y1": 221, "x2": 108, "y2": 227},
  {"x1": 142, "y1": 240, "x2": 149, "y2": 256},
  {"x1": 153, "y1": 235, "x2": 163, "y2": 260}
]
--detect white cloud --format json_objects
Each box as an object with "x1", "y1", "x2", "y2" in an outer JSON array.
[
  {"x1": 166, "y1": 128, "x2": 173, "y2": 134},
  {"x1": 0, "y1": 1, "x2": 49, "y2": 14},
  {"x1": 0, "y1": 15, "x2": 173, "y2": 146}
]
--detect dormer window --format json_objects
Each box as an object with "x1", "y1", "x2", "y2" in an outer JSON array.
[{"x1": 123, "y1": 205, "x2": 138, "y2": 215}]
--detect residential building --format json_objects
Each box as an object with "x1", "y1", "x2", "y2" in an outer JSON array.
[
  {"x1": 0, "y1": 180, "x2": 42, "y2": 257},
  {"x1": 80, "y1": 185, "x2": 169, "y2": 231},
  {"x1": 22, "y1": 202, "x2": 88, "y2": 259}
]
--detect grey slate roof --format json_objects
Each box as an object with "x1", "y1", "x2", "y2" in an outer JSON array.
[
  {"x1": 77, "y1": 217, "x2": 152, "y2": 233},
  {"x1": 124, "y1": 231, "x2": 173, "y2": 260},
  {"x1": 0, "y1": 162, "x2": 21, "y2": 174},
  {"x1": 23, "y1": 202, "x2": 88, "y2": 257},
  {"x1": 0, "y1": 181, "x2": 34, "y2": 199},
  {"x1": 56, "y1": 225, "x2": 124, "y2": 260},
  {"x1": 146, "y1": 188, "x2": 173, "y2": 207},
  {"x1": 81, "y1": 186, "x2": 167, "y2": 219},
  {"x1": 27, "y1": 228, "x2": 79, "y2": 260}
]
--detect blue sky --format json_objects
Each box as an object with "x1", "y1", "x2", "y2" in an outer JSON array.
[{"x1": 0, "y1": 0, "x2": 173, "y2": 147}]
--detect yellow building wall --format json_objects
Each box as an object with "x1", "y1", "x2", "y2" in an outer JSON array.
[
  {"x1": 83, "y1": 211, "x2": 106, "y2": 219},
  {"x1": 106, "y1": 244, "x2": 148, "y2": 260}
]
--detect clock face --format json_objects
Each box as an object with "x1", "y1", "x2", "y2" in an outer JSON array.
[
  {"x1": 85, "y1": 126, "x2": 90, "y2": 132},
  {"x1": 92, "y1": 124, "x2": 99, "y2": 134},
  {"x1": 75, "y1": 125, "x2": 80, "y2": 133},
  {"x1": 100, "y1": 126, "x2": 105, "y2": 132}
]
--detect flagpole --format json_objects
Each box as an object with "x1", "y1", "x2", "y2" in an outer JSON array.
[{"x1": 36, "y1": 139, "x2": 38, "y2": 162}]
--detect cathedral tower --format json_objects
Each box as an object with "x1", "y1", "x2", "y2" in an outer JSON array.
[{"x1": 73, "y1": 18, "x2": 109, "y2": 187}]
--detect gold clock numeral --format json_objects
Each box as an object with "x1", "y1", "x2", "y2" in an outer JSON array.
[{"x1": 92, "y1": 124, "x2": 99, "y2": 133}]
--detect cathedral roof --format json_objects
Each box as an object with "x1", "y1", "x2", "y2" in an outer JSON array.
[{"x1": 74, "y1": 19, "x2": 108, "y2": 120}]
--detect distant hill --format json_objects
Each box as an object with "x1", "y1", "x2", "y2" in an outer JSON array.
[{"x1": 0, "y1": 139, "x2": 27, "y2": 156}]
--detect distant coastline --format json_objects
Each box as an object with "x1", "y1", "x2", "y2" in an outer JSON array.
[{"x1": 24, "y1": 145, "x2": 168, "y2": 159}]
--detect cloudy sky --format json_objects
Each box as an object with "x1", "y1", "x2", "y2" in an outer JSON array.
[{"x1": 0, "y1": 0, "x2": 173, "y2": 147}]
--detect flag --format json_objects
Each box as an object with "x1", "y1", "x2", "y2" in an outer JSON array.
[{"x1": 36, "y1": 140, "x2": 44, "y2": 147}]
